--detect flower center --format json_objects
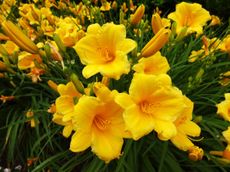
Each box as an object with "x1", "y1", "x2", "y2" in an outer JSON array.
[
  {"x1": 139, "y1": 101, "x2": 160, "y2": 115},
  {"x1": 98, "y1": 47, "x2": 115, "y2": 63},
  {"x1": 93, "y1": 115, "x2": 111, "y2": 131},
  {"x1": 183, "y1": 14, "x2": 193, "y2": 26}
]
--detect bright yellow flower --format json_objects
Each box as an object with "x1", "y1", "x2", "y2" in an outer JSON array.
[
  {"x1": 209, "y1": 15, "x2": 221, "y2": 26},
  {"x1": 168, "y1": 2, "x2": 211, "y2": 35},
  {"x1": 100, "y1": 1, "x2": 111, "y2": 11},
  {"x1": 216, "y1": 93, "x2": 230, "y2": 121},
  {"x1": 19, "y1": 4, "x2": 41, "y2": 25},
  {"x1": 220, "y1": 35, "x2": 230, "y2": 54},
  {"x1": 70, "y1": 84, "x2": 127, "y2": 163},
  {"x1": 52, "y1": 82, "x2": 81, "y2": 137},
  {"x1": 55, "y1": 17, "x2": 85, "y2": 47},
  {"x1": 188, "y1": 36, "x2": 221, "y2": 62},
  {"x1": 133, "y1": 51, "x2": 170, "y2": 75},
  {"x1": 115, "y1": 73, "x2": 185, "y2": 140},
  {"x1": 18, "y1": 52, "x2": 42, "y2": 70},
  {"x1": 74, "y1": 23, "x2": 136, "y2": 80},
  {"x1": 1, "y1": 41, "x2": 19, "y2": 55},
  {"x1": 170, "y1": 96, "x2": 201, "y2": 151}
]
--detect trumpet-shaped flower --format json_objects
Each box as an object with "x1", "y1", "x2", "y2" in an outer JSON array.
[
  {"x1": 52, "y1": 82, "x2": 81, "y2": 137},
  {"x1": 168, "y1": 2, "x2": 211, "y2": 35},
  {"x1": 55, "y1": 17, "x2": 85, "y2": 47},
  {"x1": 170, "y1": 96, "x2": 201, "y2": 151},
  {"x1": 115, "y1": 73, "x2": 185, "y2": 140},
  {"x1": 188, "y1": 36, "x2": 221, "y2": 62},
  {"x1": 74, "y1": 23, "x2": 136, "y2": 80},
  {"x1": 18, "y1": 52, "x2": 42, "y2": 70},
  {"x1": 70, "y1": 84, "x2": 127, "y2": 163},
  {"x1": 133, "y1": 51, "x2": 170, "y2": 75},
  {"x1": 216, "y1": 93, "x2": 230, "y2": 121}
]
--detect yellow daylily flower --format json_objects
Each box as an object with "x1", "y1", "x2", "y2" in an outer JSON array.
[
  {"x1": 209, "y1": 15, "x2": 221, "y2": 26},
  {"x1": 170, "y1": 96, "x2": 201, "y2": 151},
  {"x1": 168, "y1": 2, "x2": 211, "y2": 35},
  {"x1": 188, "y1": 36, "x2": 221, "y2": 62},
  {"x1": 74, "y1": 23, "x2": 136, "y2": 80},
  {"x1": 52, "y1": 82, "x2": 82, "y2": 138},
  {"x1": 1, "y1": 41, "x2": 19, "y2": 55},
  {"x1": 19, "y1": 4, "x2": 41, "y2": 25},
  {"x1": 70, "y1": 84, "x2": 127, "y2": 163},
  {"x1": 55, "y1": 17, "x2": 85, "y2": 47},
  {"x1": 18, "y1": 52, "x2": 42, "y2": 70},
  {"x1": 216, "y1": 93, "x2": 230, "y2": 121},
  {"x1": 115, "y1": 73, "x2": 185, "y2": 140},
  {"x1": 133, "y1": 51, "x2": 170, "y2": 75},
  {"x1": 100, "y1": 0, "x2": 111, "y2": 11}
]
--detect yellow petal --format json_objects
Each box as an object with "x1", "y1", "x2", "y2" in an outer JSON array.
[
  {"x1": 117, "y1": 38, "x2": 137, "y2": 54},
  {"x1": 154, "y1": 119, "x2": 177, "y2": 140},
  {"x1": 55, "y1": 96, "x2": 74, "y2": 116},
  {"x1": 123, "y1": 105, "x2": 155, "y2": 140},
  {"x1": 74, "y1": 96, "x2": 99, "y2": 129},
  {"x1": 74, "y1": 35, "x2": 105, "y2": 65},
  {"x1": 91, "y1": 131, "x2": 123, "y2": 163},
  {"x1": 70, "y1": 131, "x2": 91, "y2": 152},
  {"x1": 63, "y1": 125, "x2": 73, "y2": 138},
  {"x1": 133, "y1": 51, "x2": 170, "y2": 75},
  {"x1": 52, "y1": 112, "x2": 65, "y2": 126},
  {"x1": 178, "y1": 121, "x2": 201, "y2": 137},
  {"x1": 57, "y1": 82, "x2": 81, "y2": 98},
  {"x1": 83, "y1": 52, "x2": 130, "y2": 80},
  {"x1": 129, "y1": 73, "x2": 172, "y2": 103},
  {"x1": 171, "y1": 132, "x2": 194, "y2": 151},
  {"x1": 115, "y1": 93, "x2": 135, "y2": 109}
]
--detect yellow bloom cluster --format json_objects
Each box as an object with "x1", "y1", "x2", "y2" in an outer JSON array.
[{"x1": 0, "y1": 0, "x2": 229, "y2": 166}]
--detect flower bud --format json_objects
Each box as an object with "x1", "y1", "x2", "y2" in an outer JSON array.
[
  {"x1": 141, "y1": 28, "x2": 171, "y2": 57},
  {"x1": 151, "y1": 13, "x2": 163, "y2": 34},
  {"x1": 130, "y1": 4, "x2": 145, "y2": 25},
  {"x1": 1, "y1": 20, "x2": 39, "y2": 54}
]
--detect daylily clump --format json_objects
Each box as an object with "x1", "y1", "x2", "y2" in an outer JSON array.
[{"x1": 0, "y1": 0, "x2": 230, "y2": 170}]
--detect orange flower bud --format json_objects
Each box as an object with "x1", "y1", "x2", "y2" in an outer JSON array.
[
  {"x1": 141, "y1": 28, "x2": 171, "y2": 57},
  {"x1": 151, "y1": 13, "x2": 163, "y2": 34},
  {"x1": 130, "y1": 4, "x2": 145, "y2": 25},
  {"x1": 188, "y1": 146, "x2": 203, "y2": 161}
]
